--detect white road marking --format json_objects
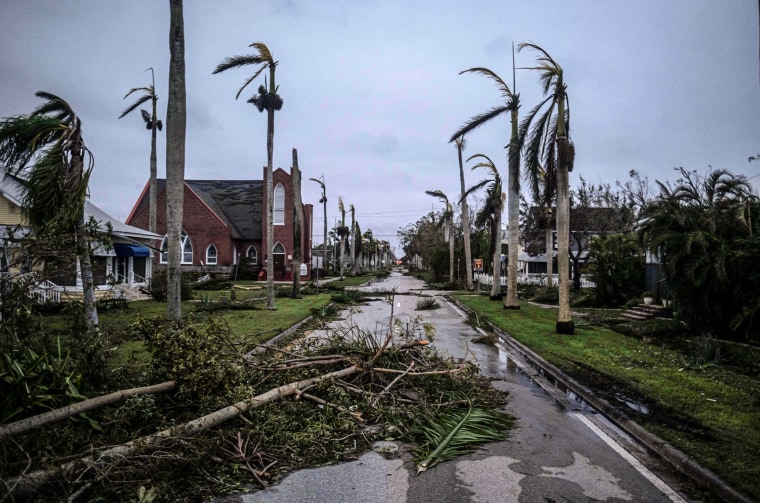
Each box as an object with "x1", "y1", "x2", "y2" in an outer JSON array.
[{"x1": 572, "y1": 412, "x2": 688, "y2": 503}]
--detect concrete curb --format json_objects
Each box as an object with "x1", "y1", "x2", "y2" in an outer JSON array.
[{"x1": 449, "y1": 298, "x2": 753, "y2": 503}]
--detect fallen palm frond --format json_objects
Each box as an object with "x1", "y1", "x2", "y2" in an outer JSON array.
[{"x1": 414, "y1": 400, "x2": 514, "y2": 474}]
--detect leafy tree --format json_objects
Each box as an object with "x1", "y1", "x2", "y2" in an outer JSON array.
[
  {"x1": 119, "y1": 69, "x2": 162, "y2": 234},
  {"x1": 0, "y1": 92, "x2": 99, "y2": 333},
  {"x1": 587, "y1": 234, "x2": 643, "y2": 307},
  {"x1": 638, "y1": 167, "x2": 760, "y2": 342},
  {"x1": 166, "y1": 0, "x2": 186, "y2": 321},
  {"x1": 518, "y1": 43, "x2": 575, "y2": 334},
  {"x1": 425, "y1": 190, "x2": 455, "y2": 282},
  {"x1": 451, "y1": 65, "x2": 521, "y2": 308},
  {"x1": 214, "y1": 42, "x2": 282, "y2": 310},
  {"x1": 465, "y1": 154, "x2": 505, "y2": 298}
]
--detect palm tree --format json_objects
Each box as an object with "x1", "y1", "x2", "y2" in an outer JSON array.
[
  {"x1": 518, "y1": 42, "x2": 575, "y2": 334},
  {"x1": 454, "y1": 137, "x2": 473, "y2": 290},
  {"x1": 0, "y1": 92, "x2": 99, "y2": 333},
  {"x1": 465, "y1": 154, "x2": 505, "y2": 298},
  {"x1": 337, "y1": 197, "x2": 348, "y2": 279},
  {"x1": 425, "y1": 190, "x2": 455, "y2": 282},
  {"x1": 450, "y1": 64, "x2": 521, "y2": 309},
  {"x1": 119, "y1": 68, "x2": 163, "y2": 234},
  {"x1": 350, "y1": 204, "x2": 358, "y2": 276},
  {"x1": 214, "y1": 42, "x2": 282, "y2": 310},
  {"x1": 166, "y1": 0, "x2": 186, "y2": 321}
]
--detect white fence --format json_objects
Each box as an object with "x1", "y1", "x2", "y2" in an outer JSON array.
[{"x1": 476, "y1": 273, "x2": 596, "y2": 289}]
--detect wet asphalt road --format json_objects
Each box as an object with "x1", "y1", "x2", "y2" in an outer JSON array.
[{"x1": 223, "y1": 271, "x2": 696, "y2": 503}]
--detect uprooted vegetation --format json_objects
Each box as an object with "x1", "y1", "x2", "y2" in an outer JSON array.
[{"x1": 1, "y1": 298, "x2": 513, "y2": 502}]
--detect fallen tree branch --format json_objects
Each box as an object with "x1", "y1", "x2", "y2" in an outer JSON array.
[
  {"x1": 0, "y1": 381, "x2": 177, "y2": 440},
  {"x1": 8, "y1": 365, "x2": 360, "y2": 499},
  {"x1": 296, "y1": 390, "x2": 365, "y2": 423},
  {"x1": 371, "y1": 361, "x2": 414, "y2": 407},
  {"x1": 371, "y1": 366, "x2": 468, "y2": 376}
]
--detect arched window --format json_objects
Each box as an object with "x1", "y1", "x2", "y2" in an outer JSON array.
[
  {"x1": 273, "y1": 242, "x2": 285, "y2": 254},
  {"x1": 160, "y1": 232, "x2": 193, "y2": 264},
  {"x1": 274, "y1": 183, "x2": 285, "y2": 225},
  {"x1": 206, "y1": 244, "x2": 217, "y2": 265},
  {"x1": 246, "y1": 246, "x2": 257, "y2": 264}
]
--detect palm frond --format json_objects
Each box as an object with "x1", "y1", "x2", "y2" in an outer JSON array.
[
  {"x1": 119, "y1": 93, "x2": 152, "y2": 119},
  {"x1": 449, "y1": 106, "x2": 510, "y2": 143},
  {"x1": 414, "y1": 402, "x2": 513, "y2": 473},
  {"x1": 459, "y1": 67, "x2": 513, "y2": 99},
  {"x1": 249, "y1": 42, "x2": 273, "y2": 62},
  {"x1": 212, "y1": 54, "x2": 267, "y2": 74}
]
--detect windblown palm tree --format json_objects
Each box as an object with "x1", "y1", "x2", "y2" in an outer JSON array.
[
  {"x1": 465, "y1": 154, "x2": 505, "y2": 298},
  {"x1": 337, "y1": 197, "x2": 348, "y2": 279},
  {"x1": 214, "y1": 42, "x2": 282, "y2": 310},
  {"x1": 450, "y1": 64, "x2": 521, "y2": 309},
  {"x1": 454, "y1": 137, "x2": 473, "y2": 290},
  {"x1": 119, "y1": 69, "x2": 162, "y2": 234},
  {"x1": 425, "y1": 190, "x2": 455, "y2": 282},
  {"x1": 0, "y1": 92, "x2": 99, "y2": 333},
  {"x1": 518, "y1": 42, "x2": 575, "y2": 334}
]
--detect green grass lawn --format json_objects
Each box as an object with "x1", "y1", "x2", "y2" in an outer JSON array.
[{"x1": 452, "y1": 294, "x2": 760, "y2": 502}]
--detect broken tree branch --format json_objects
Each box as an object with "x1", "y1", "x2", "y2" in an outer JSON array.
[{"x1": 0, "y1": 381, "x2": 176, "y2": 440}]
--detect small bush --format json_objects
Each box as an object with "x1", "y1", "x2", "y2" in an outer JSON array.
[
  {"x1": 416, "y1": 297, "x2": 440, "y2": 311},
  {"x1": 147, "y1": 269, "x2": 193, "y2": 301}
]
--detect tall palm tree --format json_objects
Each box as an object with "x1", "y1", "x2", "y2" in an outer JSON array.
[
  {"x1": 518, "y1": 42, "x2": 575, "y2": 334},
  {"x1": 119, "y1": 68, "x2": 163, "y2": 234},
  {"x1": 0, "y1": 92, "x2": 99, "y2": 333},
  {"x1": 214, "y1": 42, "x2": 282, "y2": 310},
  {"x1": 465, "y1": 154, "x2": 505, "y2": 298},
  {"x1": 166, "y1": 0, "x2": 186, "y2": 321},
  {"x1": 310, "y1": 177, "x2": 328, "y2": 278},
  {"x1": 425, "y1": 190, "x2": 455, "y2": 282},
  {"x1": 454, "y1": 137, "x2": 473, "y2": 290},
  {"x1": 450, "y1": 64, "x2": 521, "y2": 309},
  {"x1": 337, "y1": 197, "x2": 348, "y2": 279}
]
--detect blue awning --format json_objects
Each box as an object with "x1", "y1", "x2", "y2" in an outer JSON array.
[{"x1": 113, "y1": 243, "x2": 150, "y2": 257}]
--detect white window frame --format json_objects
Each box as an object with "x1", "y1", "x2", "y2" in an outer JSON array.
[
  {"x1": 274, "y1": 183, "x2": 285, "y2": 225},
  {"x1": 206, "y1": 244, "x2": 218, "y2": 265},
  {"x1": 246, "y1": 245, "x2": 257, "y2": 265},
  {"x1": 160, "y1": 232, "x2": 193, "y2": 264}
]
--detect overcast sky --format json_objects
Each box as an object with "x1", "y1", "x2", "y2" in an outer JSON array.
[{"x1": 1, "y1": 1, "x2": 759, "y2": 254}]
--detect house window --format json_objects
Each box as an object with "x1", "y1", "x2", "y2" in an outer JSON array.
[
  {"x1": 274, "y1": 183, "x2": 285, "y2": 225},
  {"x1": 160, "y1": 232, "x2": 193, "y2": 264},
  {"x1": 246, "y1": 246, "x2": 257, "y2": 264},
  {"x1": 206, "y1": 244, "x2": 217, "y2": 265}
]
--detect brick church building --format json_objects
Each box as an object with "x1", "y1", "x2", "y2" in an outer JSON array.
[{"x1": 125, "y1": 167, "x2": 313, "y2": 281}]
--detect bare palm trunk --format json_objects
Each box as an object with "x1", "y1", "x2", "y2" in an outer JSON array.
[
  {"x1": 490, "y1": 204, "x2": 503, "y2": 298},
  {"x1": 545, "y1": 220, "x2": 554, "y2": 287},
  {"x1": 457, "y1": 141, "x2": 473, "y2": 290},
  {"x1": 149, "y1": 96, "x2": 158, "y2": 234},
  {"x1": 291, "y1": 148, "x2": 303, "y2": 298},
  {"x1": 166, "y1": 0, "x2": 186, "y2": 321},
  {"x1": 448, "y1": 223, "x2": 454, "y2": 281},
  {"x1": 69, "y1": 133, "x2": 99, "y2": 332},
  {"x1": 555, "y1": 88, "x2": 574, "y2": 334},
  {"x1": 350, "y1": 211, "x2": 357, "y2": 276},
  {"x1": 504, "y1": 108, "x2": 520, "y2": 309},
  {"x1": 265, "y1": 66, "x2": 276, "y2": 310}
]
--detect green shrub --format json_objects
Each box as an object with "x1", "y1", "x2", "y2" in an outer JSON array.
[{"x1": 147, "y1": 269, "x2": 193, "y2": 301}]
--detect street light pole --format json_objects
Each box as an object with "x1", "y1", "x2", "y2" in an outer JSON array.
[{"x1": 309, "y1": 176, "x2": 328, "y2": 292}]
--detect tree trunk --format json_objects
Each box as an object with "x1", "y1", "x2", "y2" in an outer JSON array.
[
  {"x1": 556, "y1": 140, "x2": 574, "y2": 334},
  {"x1": 265, "y1": 65, "x2": 276, "y2": 310},
  {"x1": 490, "y1": 199, "x2": 503, "y2": 298},
  {"x1": 0, "y1": 382, "x2": 175, "y2": 440},
  {"x1": 457, "y1": 141, "x2": 474, "y2": 290},
  {"x1": 545, "y1": 211, "x2": 554, "y2": 288},
  {"x1": 291, "y1": 148, "x2": 303, "y2": 298},
  {"x1": 350, "y1": 209, "x2": 357, "y2": 276},
  {"x1": 448, "y1": 223, "x2": 454, "y2": 282},
  {"x1": 504, "y1": 108, "x2": 520, "y2": 309},
  {"x1": 166, "y1": 0, "x2": 186, "y2": 321}
]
